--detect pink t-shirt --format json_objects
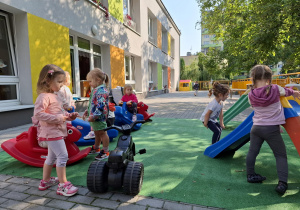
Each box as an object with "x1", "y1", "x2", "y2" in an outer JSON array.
[
  {"x1": 121, "y1": 94, "x2": 138, "y2": 103},
  {"x1": 34, "y1": 93, "x2": 72, "y2": 140}
]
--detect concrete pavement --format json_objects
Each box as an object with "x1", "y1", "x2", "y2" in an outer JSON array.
[{"x1": 0, "y1": 91, "x2": 252, "y2": 210}]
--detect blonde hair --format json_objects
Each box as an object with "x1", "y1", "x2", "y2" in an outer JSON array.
[
  {"x1": 36, "y1": 64, "x2": 65, "y2": 95},
  {"x1": 208, "y1": 82, "x2": 230, "y2": 98},
  {"x1": 86, "y1": 68, "x2": 109, "y2": 87},
  {"x1": 123, "y1": 84, "x2": 133, "y2": 94}
]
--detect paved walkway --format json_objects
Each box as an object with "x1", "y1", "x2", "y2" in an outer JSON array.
[{"x1": 0, "y1": 91, "x2": 252, "y2": 210}]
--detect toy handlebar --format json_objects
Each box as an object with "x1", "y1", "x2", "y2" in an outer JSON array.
[{"x1": 104, "y1": 120, "x2": 145, "y2": 134}]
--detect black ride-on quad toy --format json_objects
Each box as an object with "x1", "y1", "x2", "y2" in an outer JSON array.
[{"x1": 87, "y1": 120, "x2": 146, "y2": 195}]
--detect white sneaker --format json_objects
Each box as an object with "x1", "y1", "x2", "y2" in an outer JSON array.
[
  {"x1": 132, "y1": 115, "x2": 137, "y2": 122},
  {"x1": 83, "y1": 131, "x2": 95, "y2": 139}
]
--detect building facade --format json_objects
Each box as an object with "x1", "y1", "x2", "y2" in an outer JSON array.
[
  {"x1": 201, "y1": 28, "x2": 223, "y2": 55},
  {"x1": 0, "y1": 0, "x2": 180, "y2": 130}
]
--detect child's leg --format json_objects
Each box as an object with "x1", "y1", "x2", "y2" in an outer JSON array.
[
  {"x1": 43, "y1": 143, "x2": 57, "y2": 181},
  {"x1": 127, "y1": 102, "x2": 137, "y2": 115},
  {"x1": 246, "y1": 126, "x2": 264, "y2": 175},
  {"x1": 95, "y1": 130, "x2": 109, "y2": 150},
  {"x1": 47, "y1": 140, "x2": 68, "y2": 183},
  {"x1": 207, "y1": 121, "x2": 222, "y2": 144},
  {"x1": 265, "y1": 126, "x2": 288, "y2": 183}
]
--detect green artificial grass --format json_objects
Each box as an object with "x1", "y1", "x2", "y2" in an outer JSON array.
[{"x1": 0, "y1": 118, "x2": 300, "y2": 209}]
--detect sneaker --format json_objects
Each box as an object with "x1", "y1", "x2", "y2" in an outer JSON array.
[
  {"x1": 132, "y1": 115, "x2": 137, "y2": 122},
  {"x1": 83, "y1": 131, "x2": 95, "y2": 139},
  {"x1": 95, "y1": 150, "x2": 109, "y2": 160},
  {"x1": 57, "y1": 181, "x2": 78, "y2": 197},
  {"x1": 89, "y1": 145, "x2": 100, "y2": 154},
  {"x1": 275, "y1": 181, "x2": 288, "y2": 195},
  {"x1": 38, "y1": 177, "x2": 59, "y2": 191},
  {"x1": 247, "y1": 173, "x2": 266, "y2": 183}
]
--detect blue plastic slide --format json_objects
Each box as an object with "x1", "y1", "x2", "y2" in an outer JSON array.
[{"x1": 204, "y1": 112, "x2": 254, "y2": 158}]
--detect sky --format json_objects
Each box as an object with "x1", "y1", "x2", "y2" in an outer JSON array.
[{"x1": 161, "y1": 0, "x2": 202, "y2": 56}]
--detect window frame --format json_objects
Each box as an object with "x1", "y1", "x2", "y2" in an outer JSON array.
[
  {"x1": 124, "y1": 55, "x2": 135, "y2": 86},
  {"x1": 0, "y1": 12, "x2": 19, "y2": 105},
  {"x1": 69, "y1": 34, "x2": 103, "y2": 97},
  {"x1": 148, "y1": 17, "x2": 153, "y2": 39}
]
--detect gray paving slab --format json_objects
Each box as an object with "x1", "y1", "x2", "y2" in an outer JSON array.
[
  {"x1": 0, "y1": 199, "x2": 31, "y2": 210},
  {"x1": 0, "y1": 91, "x2": 238, "y2": 210}
]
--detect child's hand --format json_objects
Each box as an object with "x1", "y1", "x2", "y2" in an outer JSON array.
[
  {"x1": 203, "y1": 122, "x2": 208, "y2": 128},
  {"x1": 88, "y1": 116, "x2": 95, "y2": 122},
  {"x1": 221, "y1": 124, "x2": 226, "y2": 129},
  {"x1": 293, "y1": 91, "x2": 300, "y2": 100},
  {"x1": 63, "y1": 116, "x2": 68, "y2": 122},
  {"x1": 119, "y1": 100, "x2": 123, "y2": 104},
  {"x1": 82, "y1": 110, "x2": 88, "y2": 120},
  {"x1": 69, "y1": 112, "x2": 78, "y2": 120}
]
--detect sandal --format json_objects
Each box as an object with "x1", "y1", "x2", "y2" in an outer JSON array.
[{"x1": 247, "y1": 173, "x2": 266, "y2": 183}]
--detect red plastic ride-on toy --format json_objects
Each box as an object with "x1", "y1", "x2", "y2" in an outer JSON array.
[
  {"x1": 1, "y1": 124, "x2": 91, "y2": 167},
  {"x1": 137, "y1": 102, "x2": 155, "y2": 121}
]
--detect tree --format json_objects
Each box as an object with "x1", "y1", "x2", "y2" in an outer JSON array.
[
  {"x1": 180, "y1": 58, "x2": 186, "y2": 79},
  {"x1": 197, "y1": 0, "x2": 300, "y2": 73}
]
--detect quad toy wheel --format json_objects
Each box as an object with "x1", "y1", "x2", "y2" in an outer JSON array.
[
  {"x1": 87, "y1": 161, "x2": 109, "y2": 193},
  {"x1": 123, "y1": 161, "x2": 144, "y2": 195}
]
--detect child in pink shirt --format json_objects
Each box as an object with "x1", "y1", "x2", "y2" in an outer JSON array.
[
  {"x1": 119, "y1": 84, "x2": 138, "y2": 121},
  {"x1": 34, "y1": 64, "x2": 79, "y2": 197}
]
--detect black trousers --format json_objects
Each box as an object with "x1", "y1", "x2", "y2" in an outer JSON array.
[{"x1": 207, "y1": 121, "x2": 222, "y2": 144}]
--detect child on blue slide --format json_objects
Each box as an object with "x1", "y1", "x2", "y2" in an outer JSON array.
[
  {"x1": 246, "y1": 65, "x2": 300, "y2": 195},
  {"x1": 200, "y1": 82, "x2": 230, "y2": 144}
]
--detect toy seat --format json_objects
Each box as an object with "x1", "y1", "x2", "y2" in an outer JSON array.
[
  {"x1": 114, "y1": 102, "x2": 144, "y2": 130},
  {"x1": 1, "y1": 124, "x2": 91, "y2": 167},
  {"x1": 72, "y1": 118, "x2": 119, "y2": 146},
  {"x1": 137, "y1": 102, "x2": 155, "y2": 121}
]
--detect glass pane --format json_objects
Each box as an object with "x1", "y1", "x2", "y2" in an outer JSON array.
[
  {"x1": 125, "y1": 56, "x2": 130, "y2": 80},
  {"x1": 130, "y1": 56, "x2": 135, "y2": 80},
  {"x1": 93, "y1": 44, "x2": 101, "y2": 54},
  {"x1": 78, "y1": 37, "x2": 90, "y2": 50},
  {"x1": 94, "y1": 55, "x2": 101, "y2": 68},
  {"x1": 78, "y1": 51, "x2": 90, "y2": 80},
  {"x1": 0, "y1": 15, "x2": 14, "y2": 76},
  {"x1": 0, "y1": 84, "x2": 17, "y2": 100},
  {"x1": 70, "y1": 49, "x2": 76, "y2": 94},
  {"x1": 69, "y1": 36, "x2": 73, "y2": 46},
  {"x1": 123, "y1": 0, "x2": 128, "y2": 14}
]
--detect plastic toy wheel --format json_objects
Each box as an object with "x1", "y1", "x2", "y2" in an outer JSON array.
[
  {"x1": 87, "y1": 161, "x2": 109, "y2": 193},
  {"x1": 123, "y1": 161, "x2": 144, "y2": 195}
]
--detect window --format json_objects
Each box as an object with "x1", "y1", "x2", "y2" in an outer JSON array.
[
  {"x1": 162, "y1": 26, "x2": 168, "y2": 53},
  {"x1": 148, "y1": 62, "x2": 153, "y2": 90},
  {"x1": 171, "y1": 37, "x2": 175, "y2": 58},
  {"x1": 123, "y1": 0, "x2": 131, "y2": 16},
  {"x1": 69, "y1": 35, "x2": 102, "y2": 97},
  {"x1": 0, "y1": 12, "x2": 18, "y2": 105},
  {"x1": 148, "y1": 17, "x2": 153, "y2": 39},
  {"x1": 123, "y1": 0, "x2": 136, "y2": 31},
  {"x1": 125, "y1": 55, "x2": 135, "y2": 89},
  {"x1": 204, "y1": 35, "x2": 209, "y2": 38},
  {"x1": 204, "y1": 41, "x2": 210, "y2": 45}
]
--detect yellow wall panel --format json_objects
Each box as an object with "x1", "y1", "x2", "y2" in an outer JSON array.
[
  {"x1": 27, "y1": 13, "x2": 71, "y2": 103},
  {"x1": 110, "y1": 45, "x2": 125, "y2": 89},
  {"x1": 157, "y1": 20, "x2": 162, "y2": 49},
  {"x1": 168, "y1": 33, "x2": 171, "y2": 55}
]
